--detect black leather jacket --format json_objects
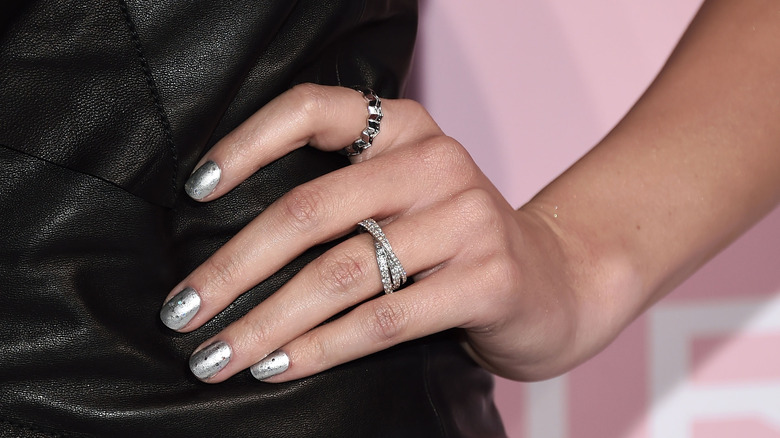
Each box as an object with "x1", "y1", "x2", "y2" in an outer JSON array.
[{"x1": 0, "y1": 1, "x2": 505, "y2": 436}]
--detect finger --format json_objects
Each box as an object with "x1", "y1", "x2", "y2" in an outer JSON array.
[
  {"x1": 254, "y1": 263, "x2": 497, "y2": 382},
  {"x1": 161, "y1": 139, "x2": 479, "y2": 333},
  {"x1": 183, "y1": 188, "x2": 506, "y2": 382},
  {"x1": 184, "y1": 83, "x2": 439, "y2": 201}
]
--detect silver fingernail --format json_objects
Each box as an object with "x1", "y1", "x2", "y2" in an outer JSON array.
[
  {"x1": 250, "y1": 350, "x2": 289, "y2": 381},
  {"x1": 190, "y1": 341, "x2": 232, "y2": 380},
  {"x1": 184, "y1": 160, "x2": 221, "y2": 200},
  {"x1": 160, "y1": 287, "x2": 201, "y2": 330}
]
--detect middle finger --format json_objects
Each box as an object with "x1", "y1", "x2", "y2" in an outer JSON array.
[{"x1": 160, "y1": 138, "x2": 471, "y2": 333}]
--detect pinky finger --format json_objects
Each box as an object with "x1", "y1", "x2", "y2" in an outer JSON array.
[{"x1": 251, "y1": 265, "x2": 486, "y2": 382}]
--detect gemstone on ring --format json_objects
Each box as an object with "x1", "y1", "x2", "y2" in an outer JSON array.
[{"x1": 357, "y1": 218, "x2": 407, "y2": 294}]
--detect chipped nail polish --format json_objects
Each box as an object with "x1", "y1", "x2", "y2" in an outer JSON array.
[
  {"x1": 250, "y1": 350, "x2": 290, "y2": 381},
  {"x1": 184, "y1": 160, "x2": 221, "y2": 200},
  {"x1": 160, "y1": 287, "x2": 201, "y2": 331},
  {"x1": 190, "y1": 341, "x2": 232, "y2": 380}
]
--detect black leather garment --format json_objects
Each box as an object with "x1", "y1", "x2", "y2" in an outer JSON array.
[{"x1": 0, "y1": 1, "x2": 506, "y2": 436}]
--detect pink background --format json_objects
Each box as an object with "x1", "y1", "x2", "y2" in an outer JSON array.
[{"x1": 408, "y1": 1, "x2": 780, "y2": 437}]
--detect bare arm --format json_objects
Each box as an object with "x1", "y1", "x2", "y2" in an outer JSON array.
[{"x1": 513, "y1": 0, "x2": 780, "y2": 377}]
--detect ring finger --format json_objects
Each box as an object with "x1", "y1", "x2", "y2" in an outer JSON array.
[{"x1": 187, "y1": 195, "x2": 487, "y2": 382}]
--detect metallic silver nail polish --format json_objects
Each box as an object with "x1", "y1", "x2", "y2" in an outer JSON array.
[
  {"x1": 184, "y1": 160, "x2": 221, "y2": 200},
  {"x1": 250, "y1": 350, "x2": 289, "y2": 381},
  {"x1": 190, "y1": 341, "x2": 232, "y2": 380},
  {"x1": 159, "y1": 287, "x2": 201, "y2": 330}
]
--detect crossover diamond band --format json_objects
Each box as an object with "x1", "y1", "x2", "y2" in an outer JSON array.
[
  {"x1": 374, "y1": 241, "x2": 393, "y2": 294},
  {"x1": 357, "y1": 218, "x2": 407, "y2": 294},
  {"x1": 341, "y1": 87, "x2": 382, "y2": 157}
]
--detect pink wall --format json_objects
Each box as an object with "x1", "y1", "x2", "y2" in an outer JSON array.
[{"x1": 409, "y1": 1, "x2": 780, "y2": 437}]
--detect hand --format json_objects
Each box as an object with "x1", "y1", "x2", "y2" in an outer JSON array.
[{"x1": 160, "y1": 83, "x2": 585, "y2": 383}]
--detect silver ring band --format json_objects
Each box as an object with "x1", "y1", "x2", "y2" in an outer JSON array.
[
  {"x1": 358, "y1": 218, "x2": 407, "y2": 294},
  {"x1": 341, "y1": 87, "x2": 382, "y2": 157},
  {"x1": 373, "y1": 241, "x2": 393, "y2": 294}
]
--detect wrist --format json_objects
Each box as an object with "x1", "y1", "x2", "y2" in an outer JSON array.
[{"x1": 516, "y1": 198, "x2": 644, "y2": 375}]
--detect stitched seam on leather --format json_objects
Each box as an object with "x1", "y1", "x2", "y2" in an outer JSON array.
[
  {"x1": 422, "y1": 343, "x2": 449, "y2": 437},
  {"x1": 117, "y1": 0, "x2": 179, "y2": 203}
]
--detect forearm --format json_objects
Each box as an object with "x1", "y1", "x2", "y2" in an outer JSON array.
[{"x1": 522, "y1": 0, "x2": 780, "y2": 365}]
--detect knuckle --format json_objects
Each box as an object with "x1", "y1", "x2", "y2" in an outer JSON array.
[
  {"x1": 386, "y1": 99, "x2": 442, "y2": 144},
  {"x1": 299, "y1": 331, "x2": 330, "y2": 368},
  {"x1": 202, "y1": 253, "x2": 243, "y2": 292},
  {"x1": 482, "y1": 254, "x2": 522, "y2": 293},
  {"x1": 397, "y1": 98, "x2": 435, "y2": 125},
  {"x1": 281, "y1": 185, "x2": 328, "y2": 232},
  {"x1": 450, "y1": 190, "x2": 508, "y2": 248},
  {"x1": 235, "y1": 314, "x2": 275, "y2": 350},
  {"x1": 314, "y1": 250, "x2": 370, "y2": 299},
  {"x1": 455, "y1": 188, "x2": 498, "y2": 229},
  {"x1": 362, "y1": 299, "x2": 410, "y2": 343},
  {"x1": 417, "y1": 136, "x2": 476, "y2": 183},
  {"x1": 419, "y1": 136, "x2": 459, "y2": 163},
  {"x1": 290, "y1": 83, "x2": 328, "y2": 119}
]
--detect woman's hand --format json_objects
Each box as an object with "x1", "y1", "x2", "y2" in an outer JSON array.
[
  {"x1": 164, "y1": 0, "x2": 780, "y2": 386},
  {"x1": 158, "y1": 84, "x2": 589, "y2": 383}
]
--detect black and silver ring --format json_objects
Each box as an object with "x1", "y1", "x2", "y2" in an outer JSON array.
[{"x1": 341, "y1": 87, "x2": 383, "y2": 157}]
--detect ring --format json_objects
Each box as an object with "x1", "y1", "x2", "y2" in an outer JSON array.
[
  {"x1": 357, "y1": 218, "x2": 407, "y2": 294},
  {"x1": 341, "y1": 87, "x2": 382, "y2": 157}
]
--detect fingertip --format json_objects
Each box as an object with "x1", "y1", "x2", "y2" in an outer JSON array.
[
  {"x1": 189, "y1": 340, "x2": 232, "y2": 382},
  {"x1": 184, "y1": 160, "x2": 221, "y2": 201},
  {"x1": 160, "y1": 287, "x2": 201, "y2": 331},
  {"x1": 250, "y1": 350, "x2": 290, "y2": 381}
]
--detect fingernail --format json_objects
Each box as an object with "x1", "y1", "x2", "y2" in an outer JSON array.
[
  {"x1": 250, "y1": 350, "x2": 290, "y2": 381},
  {"x1": 159, "y1": 287, "x2": 201, "y2": 330},
  {"x1": 184, "y1": 160, "x2": 221, "y2": 200},
  {"x1": 190, "y1": 340, "x2": 232, "y2": 380}
]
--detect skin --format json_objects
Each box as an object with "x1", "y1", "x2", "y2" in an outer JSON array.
[{"x1": 163, "y1": 0, "x2": 780, "y2": 383}]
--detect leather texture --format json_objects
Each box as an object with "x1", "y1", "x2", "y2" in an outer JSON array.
[{"x1": 0, "y1": 1, "x2": 507, "y2": 436}]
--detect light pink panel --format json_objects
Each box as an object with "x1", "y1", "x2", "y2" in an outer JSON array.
[{"x1": 408, "y1": 1, "x2": 780, "y2": 437}]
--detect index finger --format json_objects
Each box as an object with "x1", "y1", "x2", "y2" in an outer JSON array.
[{"x1": 183, "y1": 84, "x2": 435, "y2": 201}]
